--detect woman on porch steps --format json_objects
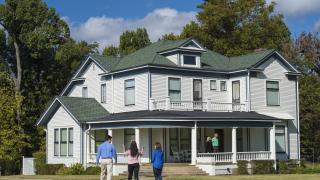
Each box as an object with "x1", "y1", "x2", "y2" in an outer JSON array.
[{"x1": 123, "y1": 141, "x2": 144, "y2": 180}]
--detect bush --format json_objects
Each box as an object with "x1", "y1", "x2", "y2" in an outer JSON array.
[
  {"x1": 33, "y1": 151, "x2": 46, "y2": 174},
  {"x1": 57, "y1": 163, "x2": 85, "y2": 175},
  {"x1": 251, "y1": 160, "x2": 275, "y2": 174},
  {"x1": 278, "y1": 160, "x2": 289, "y2": 174},
  {"x1": 84, "y1": 166, "x2": 101, "y2": 175},
  {"x1": 38, "y1": 164, "x2": 65, "y2": 175},
  {"x1": 237, "y1": 160, "x2": 249, "y2": 175}
]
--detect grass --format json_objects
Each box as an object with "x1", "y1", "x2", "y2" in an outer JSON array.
[{"x1": 0, "y1": 174, "x2": 320, "y2": 180}]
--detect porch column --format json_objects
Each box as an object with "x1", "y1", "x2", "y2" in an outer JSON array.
[
  {"x1": 135, "y1": 128, "x2": 140, "y2": 148},
  {"x1": 232, "y1": 127, "x2": 237, "y2": 163},
  {"x1": 108, "y1": 129, "x2": 113, "y2": 143},
  {"x1": 191, "y1": 122, "x2": 197, "y2": 165},
  {"x1": 269, "y1": 123, "x2": 276, "y2": 169}
]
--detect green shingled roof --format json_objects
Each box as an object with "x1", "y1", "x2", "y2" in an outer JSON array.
[
  {"x1": 57, "y1": 96, "x2": 109, "y2": 122},
  {"x1": 89, "y1": 38, "x2": 280, "y2": 73}
]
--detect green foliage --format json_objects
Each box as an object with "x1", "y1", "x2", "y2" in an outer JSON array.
[
  {"x1": 0, "y1": 72, "x2": 29, "y2": 174},
  {"x1": 278, "y1": 160, "x2": 290, "y2": 174},
  {"x1": 180, "y1": 0, "x2": 290, "y2": 56},
  {"x1": 102, "y1": 45, "x2": 119, "y2": 57},
  {"x1": 237, "y1": 160, "x2": 249, "y2": 175},
  {"x1": 57, "y1": 163, "x2": 85, "y2": 175},
  {"x1": 119, "y1": 28, "x2": 151, "y2": 56},
  {"x1": 33, "y1": 151, "x2": 46, "y2": 174},
  {"x1": 84, "y1": 166, "x2": 101, "y2": 175},
  {"x1": 159, "y1": 33, "x2": 182, "y2": 41},
  {"x1": 37, "y1": 164, "x2": 65, "y2": 175},
  {"x1": 251, "y1": 160, "x2": 275, "y2": 174}
]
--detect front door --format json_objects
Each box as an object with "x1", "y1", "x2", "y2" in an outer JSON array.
[
  {"x1": 193, "y1": 79, "x2": 202, "y2": 110},
  {"x1": 232, "y1": 81, "x2": 240, "y2": 110}
]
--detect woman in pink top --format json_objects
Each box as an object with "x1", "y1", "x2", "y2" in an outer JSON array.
[{"x1": 123, "y1": 141, "x2": 144, "y2": 180}]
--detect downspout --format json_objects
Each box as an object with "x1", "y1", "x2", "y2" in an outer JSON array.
[
  {"x1": 296, "y1": 79, "x2": 300, "y2": 161},
  {"x1": 84, "y1": 124, "x2": 92, "y2": 168},
  {"x1": 112, "y1": 74, "x2": 114, "y2": 113}
]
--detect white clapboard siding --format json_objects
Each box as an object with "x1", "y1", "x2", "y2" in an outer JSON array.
[
  {"x1": 166, "y1": 54, "x2": 179, "y2": 65},
  {"x1": 250, "y1": 57, "x2": 298, "y2": 159},
  {"x1": 151, "y1": 73, "x2": 236, "y2": 103},
  {"x1": 113, "y1": 73, "x2": 149, "y2": 113},
  {"x1": 47, "y1": 106, "x2": 81, "y2": 166}
]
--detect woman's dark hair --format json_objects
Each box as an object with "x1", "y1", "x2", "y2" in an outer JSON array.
[
  {"x1": 129, "y1": 140, "x2": 139, "y2": 157},
  {"x1": 155, "y1": 142, "x2": 162, "y2": 151}
]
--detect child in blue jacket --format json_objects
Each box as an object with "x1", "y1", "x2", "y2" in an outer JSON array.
[{"x1": 152, "y1": 142, "x2": 164, "y2": 180}]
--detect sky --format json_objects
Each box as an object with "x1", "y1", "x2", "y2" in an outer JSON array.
[{"x1": 4, "y1": 0, "x2": 320, "y2": 50}]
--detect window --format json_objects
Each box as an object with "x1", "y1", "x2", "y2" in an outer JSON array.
[
  {"x1": 210, "y1": 80, "x2": 217, "y2": 90},
  {"x1": 124, "y1": 79, "x2": 135, "y2": 105},
  {"x1": 266, "y1": 81, "x2": 279, "y2": 106},
  {"x1": 168, "y1": 78, "x2": 181, "y2": 101},
  {"x1": 183, "y1": 55, "x2": 196, "y2": 65},
  {"x1": 60, "y1": 128, "x2": 68, "y2": 156},
  {"x1": 124, "y1": 129, "x2": 135, "y2": 149},
  {"x1": 82, "y1": 86, "x2": 88, "y2": 97},
  {"x1": 68, "y1": 128, "x2": 73, "y2": 156},
  {"x1": 275, "y1": 126, "x2": 286, "y2": 153},
  {"x1": 54, "y1": 129, "x2": 59, "y2": 156},
  {"x1": 54, "y1": 128, "x2": 73, "y2": 157},
  {"x1": 220, "y1": 81, "x2": 227, "y2": 91},
  {"x1": 95, "y1": 130, "x2": 107, "y2": 152},
  {"x1": 101, "y1": 84, "x2": 106, "y2": 103}
]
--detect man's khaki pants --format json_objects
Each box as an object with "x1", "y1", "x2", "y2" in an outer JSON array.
[{"x1": 100, "y1": 158, "x2": 113, "y2": 180}]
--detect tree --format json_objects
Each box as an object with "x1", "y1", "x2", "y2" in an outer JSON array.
[
  {"x1": 102, "y1": 45, "x2": 119, "y2": 57},
  {"x1": 181, "y1": 0, "x2": 291, "y2": 56},
  {"x1": 283, "y1": 32, "x2": 320, "y2": 75},
  {"x1": 159, "y1": 33, "x2": 182, "y2": 41},
  {"x1": 119, "y1": 28, "x2": 151, "y2": 56},
  {"x1": 0, "y1": 72, "x2": 29, "y2": 174},
  {"x1": 0, "y1": 0, "x2": 69, "y2": 123}
]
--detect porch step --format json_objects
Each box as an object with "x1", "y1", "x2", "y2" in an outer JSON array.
[{"x1": 119, "y1": 163, "x2": 208, "y2": 177}]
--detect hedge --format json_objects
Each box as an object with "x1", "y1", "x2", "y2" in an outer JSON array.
[
  {"x1": 237, "y1": 160, "x2": 249, "y2": 175},
  {"x1": 251, "y1": 160, "x2": 275, "y2": 174}
]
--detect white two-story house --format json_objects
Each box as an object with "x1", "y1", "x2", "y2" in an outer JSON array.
[{"x1": 37, "y1": 38, "x2": 300, "y2": 174}]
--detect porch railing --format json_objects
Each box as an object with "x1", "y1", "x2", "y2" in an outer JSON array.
[
  {"x1": 151, "y1": 97, "x2": 247, "y2": 112},
  {"x1": 196, "y1": 151, "x2": 271, "y2": 164},
  {"x1": 197, "y1": 152, "x2": 233, "y2": 163},
  {"x1": 87, "y1": 153, "x2": 128, "y2": 164},
  {"x1": 236, "y1": 151, "x2": 271, "y2": 161}
]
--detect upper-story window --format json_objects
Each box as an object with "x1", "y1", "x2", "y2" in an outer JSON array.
[
  {"x1": 266, "y1": 81, "x2": 279, "y2": 106},
  {"x1": 124, "y1": 79, "x2": 135, "y2": 106},
  {"x1": 82, "y1": 86, "x2": 88, "y2": 97},
  {"x1": 183, "y1": 55, "x2": 196, "y2": 65},
  {"x1": 101, "y1": 83, "x2": 106, "y2": 103},
  {"x1": 168, "y1": 77, "x2": 181, "y2": 101},
  {"x1": 210, "y1": 80, "x2": 217, "y2": 90},
  {"x1": 220, "y1": 81, "x2": 227, "y2": 91}
]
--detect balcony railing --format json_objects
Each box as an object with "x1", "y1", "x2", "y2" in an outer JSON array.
[
  {"x1": 150, "y1": 97, "x2": 248, "y2": 112},
  {"x1": 196, "y1": 151, "x2": 271, "y2": 164}
]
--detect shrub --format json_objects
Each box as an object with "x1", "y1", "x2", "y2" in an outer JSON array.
[
  {"x1": 251, "y1": 160, "x2": 275, "y2": 174},
  {"x1": 278, "y1": 160, "x2": 289, "y2": 174},
  {"x1": 33, "y1": 151, "x2": 46, "y2": 174},
  {"x1": 237, "y1": 160, "x2": 249, "y2": 175},
  {"x1": 39, "y1": 164, "x2": 65, "y2": 175},
  {"x1": 57, "y1": 163, "x2": 85, "y2": 175},
  {"x1": 84, "y1": 166, "x2": 101, "y2": 175}
]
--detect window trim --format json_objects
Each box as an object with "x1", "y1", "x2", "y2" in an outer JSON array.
[
  {"x1": 168, "y1": 77, "x2": 181, "y2": 101},
  {"x1": 124, "y1": 79, "x2": 135, "y2": 106},
  {"x1": 82, "y1": 86, "x2": 88, "y2": 98},
  {"x1": 266, "y1": 80, "x2": 280, "y2": 106},
  {"x1": 220, "y1": 81, "x2": 227, "y2": 91},
  {"x1": 100, "y1": 83, "x2": 107, "y2": 103},
  {"x1": 275, "y1": 125, "x2": 286, "y2": 153},
  {"x1": 53, "y1": 127, "x2": 74, "y2": 157},
  {"x1": 210, "y1": 79, "x2": 217, "y2": 90}
]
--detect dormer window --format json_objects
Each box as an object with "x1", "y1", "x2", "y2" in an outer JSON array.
[{"x1": 183, "y1": 55, "x2": 196, "y2": 65}]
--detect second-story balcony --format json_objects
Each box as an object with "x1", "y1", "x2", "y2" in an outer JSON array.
[{"x1": 150, "y1": 97, "x2": 248, "y2": 112}]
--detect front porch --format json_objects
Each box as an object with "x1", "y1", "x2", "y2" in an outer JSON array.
[{"x1": 84, "y1": 126, "x2": 277, "y2": 166}]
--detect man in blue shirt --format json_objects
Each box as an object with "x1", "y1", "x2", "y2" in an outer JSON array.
[{"x1": 96, "y1": 135, "x2": 117, "y2": 180}]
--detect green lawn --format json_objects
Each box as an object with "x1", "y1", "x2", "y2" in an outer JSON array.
[{"x1": 0, "y1": 174, "x2": 319, "y2": 180}]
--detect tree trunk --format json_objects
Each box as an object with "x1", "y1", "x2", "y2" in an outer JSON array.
[{"x1": 13, "y1": 40, "x2": 22, "y2": 123}]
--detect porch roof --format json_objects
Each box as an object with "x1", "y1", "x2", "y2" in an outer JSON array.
[{"x1": 91, "y1": 110, "x2": 281, "y2": 122}]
